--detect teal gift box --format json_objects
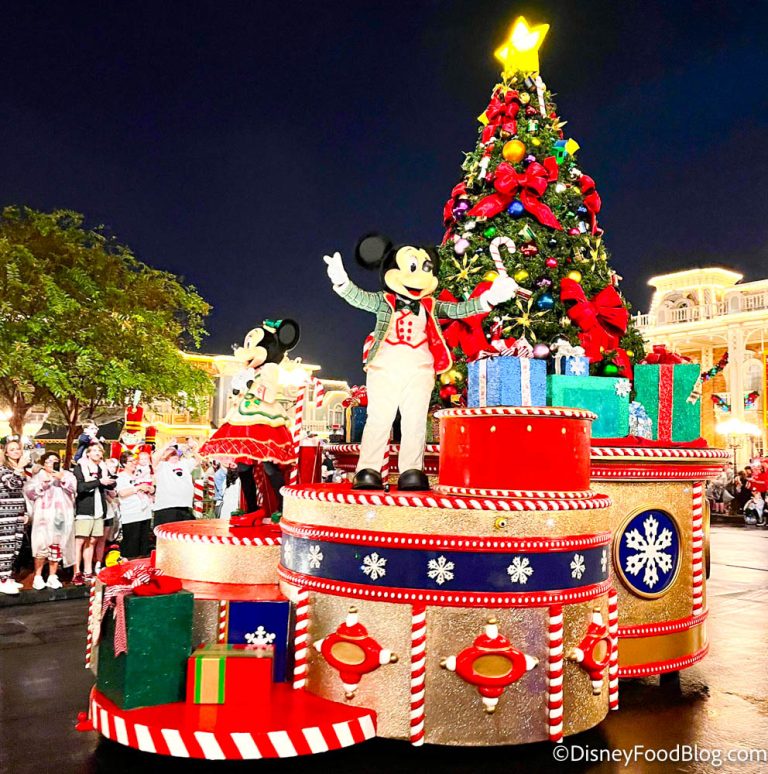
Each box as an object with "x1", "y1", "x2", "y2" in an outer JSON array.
[
  {"x1": 547, "y1": 375, "x2": 630, "y2": 438},
  {"x1": 97, "y1": 590, "x2": 194, "y2": 709},
  {"x1": 633, "y1": 363, "x2": 701, "y2": 443}
]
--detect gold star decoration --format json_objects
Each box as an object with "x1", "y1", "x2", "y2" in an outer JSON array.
[
  {"x1": 494, "y1": 17, "x2": 550, "y2": 75},
  {"x1": 447, "y1": 254, "x2": 483, "y2": 285},
  {"x1": 509, "y1": 296, "x2": 547, "y2": 342}
]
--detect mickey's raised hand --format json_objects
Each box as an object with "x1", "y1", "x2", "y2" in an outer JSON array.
[{"x1": 323, "y1": 251, "x2": 349, "y2": 287}]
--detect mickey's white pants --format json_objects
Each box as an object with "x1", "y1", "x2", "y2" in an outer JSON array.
[{"x1": 357, "y1": 343, "x2": 435, "y2": 475}]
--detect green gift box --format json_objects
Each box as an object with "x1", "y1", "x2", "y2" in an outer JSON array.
[
  {"x1": 547, "y1": 374, "x2": 630, "y2": 438},
  {"x1": 633, "y1": 363, "x2": 701, "y2": 443},
  {"x1": 97, "y1": 590, "x2": 194, "y2": 709}
]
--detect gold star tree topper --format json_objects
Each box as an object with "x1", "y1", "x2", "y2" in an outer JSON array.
[{"x1": 495, "y1": 17, "x2": 550, "y2": 75}]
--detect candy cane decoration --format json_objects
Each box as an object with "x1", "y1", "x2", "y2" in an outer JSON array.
[
  {"x1": 381, "y1": 446, "x2": 391, "y2": 484},
  {"x1": 547, "y1": 604, "x2": 564, "y2": 743},
  {"x1": 217, "y1": 599, "x2": 228, "y2": 644},
  {"x1": 312, "y1": 378, "x2": 325, "y2": 409},
  {"x1": 691, "y1": 482, "x2": 705, "y2": 616},
  {"x1": 489, "y1": 236, "x2": 532, "y2": 300},
  {"x1": 479, "y1": 140, "x2": 495, "y2": 180},
  {"x1": 84, "y1": 578, "x2": 97, "y2": 669},
  {"x1": 608, "y1": 587, "x2": 619, "y2": 710},
  {"x1": 535, "y1": 75, "x2": 547, "y2": 117},
  {"x1": 288, "y1": 383, "x2": 307, "y2": 486},
  {"x1": 193, "y1": 478, "x2": 205, "y2": 516},
  {"x1": 410, "y1": 604, "x2": 427, "y2": 746},
  {"x1": 293, "y1": 588, "x2": 310, "y2": 689}
]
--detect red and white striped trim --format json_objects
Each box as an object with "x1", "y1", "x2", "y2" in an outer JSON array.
[
  {"x1": 619, "y1": 611, "x2": 708, "y2": 639},
  {"x1": 691, "y1": 481, "x2": 705, "y2": 617},
  {"x1": 546, "y1": 604, "x2": 564, "y2": 743},
  {"x1": 381, "y1": 446, "x2": 391, "y2": 483},
  {"x1": 436, "y1": 406, "x2": 597, "y2": 420},
  {"x1": 288, "y1": 384, "x2": 307, "y2": 486},
  {"x1": 293, "y1": 588, "x2": 310, "y2": 690},
  {"x1": 325, "y1": 444, "x2": 439, "y2": 456},
  {"x1": 217, "y1": 600, "x2": 228, "y2": 644},
  {"x1": 154, "y1": 525, "x2": 281, "y2": 547},
  {"x1": 608, "y1": 587, "x2": 619, "y2": 711},
  {"x1": 591, "y1": 446, "x2": 729, "y2": 460},
  {"x1": 85, "y1": 578, "x2": 97, "y2": 670},
  {"x1": 591, "y1": 465, "x2": 728, "y2": 481},
  {"x1": 282, "y1": 486, "x2": 611, "y2": 512},
  {"x1": 434, "y1": 485, "x2": 594, "y2": 500},
  {"x1": 193, "y1": 479, "x2": 205, "y2": 516},
  {"x1": 281, "y1": 520, "x2": 612, "y2": 553},
  {"x1": 89, "y1": 688, "x2": 377, "y2": 759},
  {"x1": 410, "y1": 604, "x2": 427, "y2": 746},
  {"x1": 617, "y1": 646, "x2": 709, "y2": 678},
  {"x1": 279, "y1": 567, "x2": 612, "y2": 608}
]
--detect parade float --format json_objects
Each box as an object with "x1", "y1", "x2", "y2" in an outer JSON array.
[{"x1": 78, "y1": 18, "x2": 728, "y2": 759}]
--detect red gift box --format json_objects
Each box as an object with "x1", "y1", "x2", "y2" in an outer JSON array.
[{"x1": 186, "y1": 644, "x2": 274, "y2": 706}]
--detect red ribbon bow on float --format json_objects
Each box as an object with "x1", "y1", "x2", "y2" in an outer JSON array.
[
  {"x1": 578, "y1": 175, "x2": 602, "y2": 235},
  {"x1": 480, "y1": 89, "x2": 520, "y2": 144},
  {"x1": 640, "y1": 345, "x2": 691, "y2": 365},
  {"x1": 468, "y1": 157, "x2": 562, "y2": 230},
  {"x1": 560, "y1": 278, "x2": 629, "y2": 362},
  {"x1": 438, "y1": 282, "x2": 494, "y2": 361}
]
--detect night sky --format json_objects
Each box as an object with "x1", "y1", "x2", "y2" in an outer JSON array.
[{"x1": 2, "y1": 1, "x2": 767, "y2": 383}]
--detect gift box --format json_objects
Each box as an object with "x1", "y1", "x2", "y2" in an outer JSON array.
[
  {"x1": 468, "y1": 356, "x2": 547, "y2": 408},
  {"x1": 224, "y1": 598, "x2": 291, "y2": 682},
  {"x1": 187, "y1": 644, "x2": 273, "y2": 705},
  {"x1": 97, "y1": 590, "x2": 194, "y2": 709},
  {"x1": 346, "y1": 406, "x2": 368, "y2": 443},
  {"x1": 629, "y1": 401, "x2": 653, "y2": 439},
  {"x1": 633, "y1": 362, "x2": 701, "y2": 443},
  {"x1": 547, "y1": 375, "x2": 630, "y2": 438}
]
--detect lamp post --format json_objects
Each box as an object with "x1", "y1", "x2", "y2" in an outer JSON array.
[{"x1": 715, "y1": 418, "x2": 763, "y2": 472}]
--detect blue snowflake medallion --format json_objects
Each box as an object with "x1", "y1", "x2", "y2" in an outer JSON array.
[{"x1": 616, "y1": 509, "x2": 680, "y2": 597}]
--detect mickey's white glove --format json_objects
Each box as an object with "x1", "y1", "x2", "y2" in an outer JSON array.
[
  {"x1": 481, "y1": 275, "x2": 519, "y2": 308},
  {"x1": 324, "y1": 251, "x2": 349, "y2": 288}
]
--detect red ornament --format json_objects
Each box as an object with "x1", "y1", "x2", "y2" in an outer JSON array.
[
  {"x1": 441, "y1": 618, "x2": 538, "y2": 713},
  {"x1": 568, "y1": 610, "x2": 611, "y2": 694},
  {"x1": 545, "y1": 257, "x2": 558, "y2": 269},
  {"x1": 313, "y1": 607, "x2": 398, "y2": 699},
  {"x1": 567, "y1": 227, "x2": 580, "y2": 236},
  {"x1": 524, "y1": 105, "x2": 538, "y2": 117},
  {"x1": 520, "y1": 243, "x2": 539, "y2": 257},
  {"x1": 439, "y1": 384, "x2": 459, "y2": 401}
]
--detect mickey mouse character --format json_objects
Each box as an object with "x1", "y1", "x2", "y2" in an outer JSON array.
[
  {"x1": 200, "y1": 319, "x2": 301, "y2": 521},
  {"x1": 325, "y1": 234, "x2": 517, "y2": 491}
]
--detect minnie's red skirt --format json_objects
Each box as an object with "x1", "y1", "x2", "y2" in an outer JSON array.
[{"x1": 200, "y1": 422, "x2": 296, "y2": 465}]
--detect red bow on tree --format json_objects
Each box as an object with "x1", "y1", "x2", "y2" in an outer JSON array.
[
  {"x1": 640, "y1": 345, "x2": 691, "y2": 365},
  {"x1": 438, "y1": 282, "x2": 494, "y2": 361},
  {"x1": 578, "y1": 175, "x2": 602, "y2": 235},
  {"x1": 481, "y1": 90, "x2": 520, "y2": 144},
  {"x1": 560, "y1": 278, "x2": 629, "y2": 362},
  {"x1": 468, "y1": 157, "x2": 562, "y2": 229}
]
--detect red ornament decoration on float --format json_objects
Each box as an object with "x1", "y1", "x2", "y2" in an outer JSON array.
[
  {"x1": 313, "y1": 607, "x2": 398, "y2": 699},
  {"x1": 568, "y1": 609, "x2": 611, "y2": 694},
  {"x1": 441, "y1": 618, "x2": 538, "y2": 713}
]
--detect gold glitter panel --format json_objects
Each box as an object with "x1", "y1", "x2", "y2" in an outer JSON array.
[
  {"x1": 305, "y1": 594, "x2": 413, "y2": 740},
  {"x1": 602, "y1": 481, "x2": 697, "y2": 624},
  {"x1": 156, "y1": 539, "x2": 280, "y2": 585},
  {"x1": 619, "y1": 623, "x2": 707, "y2": 666},
  {"x1": 191, "y1": 599, "x2": 220, "y2": 646}
]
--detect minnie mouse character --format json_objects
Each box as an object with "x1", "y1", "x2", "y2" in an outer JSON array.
[
  {"x1": 200, "y1": 319, "x2": 301, "y2": 522},
  {"x1": 324, "y1": 234, "x2": 517, "y2": 491}
]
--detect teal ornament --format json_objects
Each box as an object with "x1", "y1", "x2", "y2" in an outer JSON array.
[{"x1": 536, "y1": 293, "x2": 555, "y2": 311}]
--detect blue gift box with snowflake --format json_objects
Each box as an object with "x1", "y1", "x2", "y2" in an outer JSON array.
[
  {"x1": 546, "y1": 374, "x2": 630, "y2": 438},
  {"x1": 467, "y1": 356, "x2": 547, "y2": 407},
  {"x1": 225, "y1": 599, "x2": 291, "y2": 682},
  {"x1": 550, "y1": 339, "x2": 590, "y2": 377}
]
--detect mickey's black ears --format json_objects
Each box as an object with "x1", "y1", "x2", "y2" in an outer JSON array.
[
  {"x1": 276, "y1": 319, "x2": 301, "y2": 351},
  {"x1": 355, "y1": 233, "x2": 392, "y2": 270}
]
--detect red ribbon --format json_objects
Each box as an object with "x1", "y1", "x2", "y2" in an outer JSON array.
[
  {"x1": 342, "y1": 385, "x2": 368, "y2": 408},
  {"x1": 610, "y1": 348, "x2": 634, "y2": 381},
  {"x1": 578, "y1": 175, "x2": 601, "y2": 235},
  {"x1": 468, "y1": 157, "x2": 562, "y2": 229},
  {"x1": 438, "y1": 282, "x2": 493, "y2": 361},
  {"x1": 443, "y1": 182, "x2": 468, "y2": 228},
  {"x1": 560, "y1": 278, "x2": 629, "y2": 362},
  {"x1": 640, "y1": 345, "x2": 691, "y2": 365},
  {"x1": 480, "y1": 90, "x2": 520, "y2": 144}
]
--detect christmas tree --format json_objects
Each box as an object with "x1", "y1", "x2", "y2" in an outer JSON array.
[{"x1": 437, "y1": 18, "x2": 644, "y2": 403}]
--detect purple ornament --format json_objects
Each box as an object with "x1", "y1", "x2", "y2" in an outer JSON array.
[
  {"x1": 452, "y1": 200, "x2": 470, "y2": 220},
  {"x1": 536, "y1": 277, "x2": 553, "y2": 289},
  {"x1": 533, "y1": 343, "x2": 551, "y2": 359},
  {"x1": 454, "y1": 238, "x2": 470, "y2": 255},
  {"x1": 523, "y1": 154, "x2": 536, "y2": 166}
]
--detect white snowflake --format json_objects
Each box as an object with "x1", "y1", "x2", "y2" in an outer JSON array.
[
  {"x1": 615, "y1": 379, "x2": 631, "y2": 398},
  {"x1": 281, "y1": 541, "x2": 294, "y2": 566},
  {"x1": 245, "y1": 625, "x2": 276, "y2": 646},
  {"x1": 569, "y1": 358, "x2": 588, "y2": 376},
  {"x1": 308, "y1": 544, "x2": 324, "y2": 569},
  {"x1": 507, "y1": 556, "x2": 534, "y2": 584},
  {"x1": 427, "y1": 556, "x2": 455, "y2": 585},
  {"x1": 624, "y1": 515, "x2": 674, "y2": 589},
  {"x1": 361, "y1": 552, "x2": 387, "y2": 581},
  {"x1": 570, "y1": 553, "x2": 586, "y2": 580},
  {"x1": 601, "y1": 549, "x2": 608, "y2": 574}
]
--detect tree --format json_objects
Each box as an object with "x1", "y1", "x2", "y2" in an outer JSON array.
[
  {"x1": 0, "y1": 206, "x2": 214, "y2": 463},
  {"x1": 437, "y1": 19, "x2": 644, "y2": 400}
]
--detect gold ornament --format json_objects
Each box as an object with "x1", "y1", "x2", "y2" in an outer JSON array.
[
  {"x1": 439, "y1": 373, "x2": 455, "y2": 386},
  {"x1": 519, "y1": 92, "x2": 531, "y2": 105},
  {"x1": 483, "y1": 270, "x2": 499, "y2": 282},
  {"x1": 626, "y1": 350, "x2": 635, "y2": 358},
  {"x1": 513, "y1": 268, "x2": 529, "y2": 282},
  {"x1": 567, "y1": 270, "x2": 582, "y2": 283},
  {"x1": 502, "y1": 139, "x2": 527, "y2": 162},
  {"x1": 531, "y1": 138, "x2": 541, "y2": 146},
  {"x1": 447, "y1": 369, "x2": 464, "y2": 384}
]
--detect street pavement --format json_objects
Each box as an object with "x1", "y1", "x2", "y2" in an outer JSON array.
[{"x1": 1, "y1": 524, "x2": 766, "y2": 773}]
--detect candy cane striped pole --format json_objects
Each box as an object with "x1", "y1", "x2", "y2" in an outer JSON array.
[
  {"x1": 293, "y1": 588, "x2": 310, "y2": 689},
  {"x1": 691, "y1": 482, "x2": 705, "y2": 616},
  {"x1": 313, "y1": 379, "x2": 325, "y2": 409},
  {"x1": 547, "y1": 604, "x2": 564, "y2": 743},
  {"x1": 410, "y1": 604, "x2": 427, "y2": 746},
  {"x1": 288, "y1": 384, "x2": 307, "y2": 486},
  {"x1": 217, "y1": 600, "x2": 229, "y2": 644},
  {"x1": 608, "y1": 587, "x2": 619, "y2": 710},
  {"x1": 193, "y1": 478, "x2": 205, "y2": 516},
  {"x1": 85, "y1": 578, "x2": 97, "y2": 669},
  {"x1": 381, "y1": 446, "x2": 391, "y2": 485}
]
